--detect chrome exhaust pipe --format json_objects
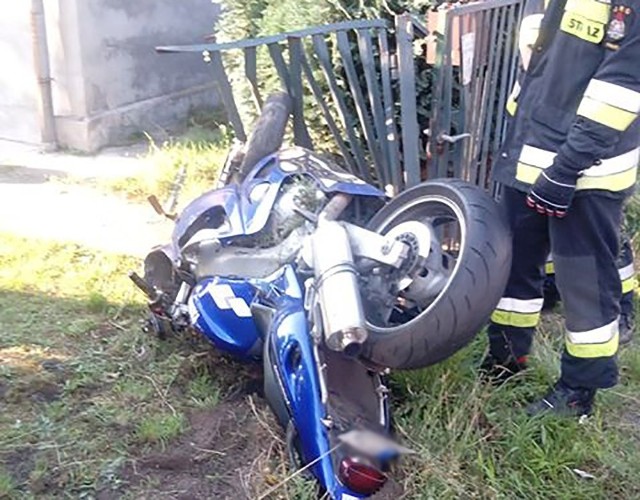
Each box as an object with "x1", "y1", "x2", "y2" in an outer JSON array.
[{"x1": 312, "y1": 195, "x2": 368, "y2": 353}]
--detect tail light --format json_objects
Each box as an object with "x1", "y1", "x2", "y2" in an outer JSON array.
[{"x1": 338, "y1": 457, "x2": 387, "y2": 495}]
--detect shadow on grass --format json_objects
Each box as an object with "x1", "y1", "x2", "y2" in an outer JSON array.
[{"x1": 0, "y1": 289, "x2": 294, "y2": 500}]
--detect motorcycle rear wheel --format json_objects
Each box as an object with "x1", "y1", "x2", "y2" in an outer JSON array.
[
  {"x1": 360, "y1": 179, "x2": 512, "y2": 370},
  {"x1": 234, "y1": 92, "x2": 292, "y2": 182}
]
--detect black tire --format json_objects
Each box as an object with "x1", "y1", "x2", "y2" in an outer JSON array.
[
  {"x1": 235, "y1": 92, "x2": 292, "y2": 182},
  {"x1": 360, "y1": 179, "x2": 512, "y2": 370}
]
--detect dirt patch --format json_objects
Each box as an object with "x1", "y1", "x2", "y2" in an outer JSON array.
[
  {"x1": 2, "y1": 447, "x2": 35, "y2": 487},
  {"x1": 122, "y1": 398, "x2": 280, "y2": 499},
  {"x1": 1, "y1": 358, "x2": 68, "y2": 405},
  {"x1": 4, "y1": 377, "x2": 62, "y2": 404}
]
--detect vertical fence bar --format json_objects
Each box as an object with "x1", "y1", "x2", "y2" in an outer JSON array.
[
  {"x1": 287, "y1": 36, "x2": 314, "y2": 149},
  {"x1": 336, "y1": 30, "x2": 382, "y2": 183},
  {"x1": 437, "y1": 11, "x2": 455, "y2": 179},
  {"x1": 209, "y1": 50, "x2": 247, "y2": 142},
  {"x1": 428, "y1": 10, "x2": 447, "y2": 180},
  {"x1": 357, "y1": 28, "x2": 390, "y2": 187},
  {"x1": 267, "y1": 42, "x2": 291, "y2": 91},
  {"x1": 477, "y1": 7, "x2": 504, "y2": 186},
  {"x1": 396, "y1": 14, "x2": 421, "y2": 188},
  {"x1": 464, "y1": 9, "x2": 488, "y2": 182},
  {"x1": 299, "y1": 49, "x2": 359, "y2": 173},
  {"x1": 311, "y1": 34, "x2": 369, "y2": 177},
  {"x1": 500, "y1": 3, "x2": 524, "y2": 142},
  {"x1": 378, "y1": 29, "x2": 402, "y2": 193},
  {"x1": 244, "y1": 46, "x2": 263, "y2": 112}
]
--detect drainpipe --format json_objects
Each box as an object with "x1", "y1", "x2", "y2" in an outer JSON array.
[{"x1": 30, "y1": 0, "x2": 57, "y2": 149}]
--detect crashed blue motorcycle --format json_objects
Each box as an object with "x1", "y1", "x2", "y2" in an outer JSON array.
[{"x1": 130, "y1": 93, "x2": 511, "y2": 498}]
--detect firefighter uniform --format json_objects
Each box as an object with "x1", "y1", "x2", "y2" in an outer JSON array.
[
  {"x1": 545, "y1": 236, "x2": 637, "y2": 322},
  {"x1": 487, "y1": 0, "x2": 640, "y2": 391}
]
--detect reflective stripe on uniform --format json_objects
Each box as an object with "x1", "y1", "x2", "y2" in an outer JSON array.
[
  {"x1": 506, "y1": 82, "x2": 520, "y2": 116},
  {"x1": 622, "y1": 276, "x2": 637, "y2": 294},
  {"x1": 619, "y1": 262, "x2": 637, "y2": 294},
  {"x1": 565, "y1": 318, "x2": 619, "y2": 358},
  {"x1": 577, "y1": 79, "x2": 640, "y2": 131},
  {"x1": 560, "y1": 0, "x2": 609, "y2": 44},
  {"x1": 545, "y1": 252, "x2": 555, "y2": 274},
  {"x1": 516, "y1": 145, "x2": 640, "y2": 191},
  {"x1": 545, "y1": 261, "x2": 555, "y2": 275},
  {"x1": 491, "y1": 297, "x2": 543, "y2": 328},
  {"x1": 578, "y1": 99, "x2": 637, "y2": 130}
]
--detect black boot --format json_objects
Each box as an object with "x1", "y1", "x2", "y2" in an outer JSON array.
[
  {"x1": 479, "y1": 353, "x2": 528, "y2": 385},
  {"x1": 542, "y1": 275, "x2": 561, "y2": 312},
  {"x1": 526, "y1": 379, "x2": 596, "y2": 417}
]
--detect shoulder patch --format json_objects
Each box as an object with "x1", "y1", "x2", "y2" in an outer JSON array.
[{"x1": 606, "y1": 5, "x2": 632, "y2": 43}]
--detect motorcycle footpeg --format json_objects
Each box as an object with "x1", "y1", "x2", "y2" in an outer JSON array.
[{"x1": 128, "y1": 271, "x2": 158, "y2": 300}]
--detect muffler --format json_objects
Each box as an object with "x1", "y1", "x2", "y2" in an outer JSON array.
[{"x1": 312, "y1": 218, "x2": 368, "y2": 355}]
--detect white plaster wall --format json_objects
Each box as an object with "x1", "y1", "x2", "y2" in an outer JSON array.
[
  {"x1": 1, "y1": 0, "x2": 220, "y2": 150},
  {"x1": 77, "y1": 0, "x2": 218, "y2": 116},
  {"x1": 0, "y1": 4, "x2": 40, "y2": 143}
]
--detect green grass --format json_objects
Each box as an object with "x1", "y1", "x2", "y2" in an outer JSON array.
[
  {"x1": 389, "y1": 315, "x2": 640, "y2": 499},
  {"x1": 135, "y1": 413, "x2": 187, "y2": 447},
  {"x1": 105, "y1": 137, "x2": 228, "y2": 208},
  {"x1": 187, "y1": 371, "x2": 222, "y2": 409},
  {"x1": 0, "y1": 469, "x2": 16, "y2": 499},
  {"x1": 0, "y1": 233, "x2": 220, "y2": 498},
  {"x1": 104, "y1": 126, "x2": 230, "y2": 208}
]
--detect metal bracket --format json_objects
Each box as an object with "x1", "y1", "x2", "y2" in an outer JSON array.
[{"x1": 342, "y1": 222, "x2": 409, "y2": 268}]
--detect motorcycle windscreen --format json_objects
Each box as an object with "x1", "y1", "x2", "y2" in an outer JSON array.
[{"x1": 171, "y1": 185, "x2": 245, "y2": 252}]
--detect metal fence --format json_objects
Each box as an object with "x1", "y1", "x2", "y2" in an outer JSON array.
[
  {"x1": 158, "y1": 0, "x2": 526, "y2": 194},
  {"x1": 158, "y1": 17, "x2": 426, "y2": 195}
]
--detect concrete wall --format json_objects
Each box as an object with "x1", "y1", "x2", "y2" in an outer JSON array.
[
  {"x1": 0, "y1": 0, "x2": 220, "y2": 151},
  {"x1": 0, "y1": 4, "x2": 41, "y2": 143}
]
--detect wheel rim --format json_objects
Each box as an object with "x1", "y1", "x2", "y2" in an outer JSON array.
[{"x1": 362, "y1": 194, "x2": 467, "y2": 334}]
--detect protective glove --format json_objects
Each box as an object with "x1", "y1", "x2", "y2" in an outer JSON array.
[{"x1": 526, "y1": 164, "x2": 579, "y2": 218}]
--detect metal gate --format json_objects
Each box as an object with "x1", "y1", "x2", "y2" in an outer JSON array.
[
  {"x1": 157, "y1": 0, "x2": 526, "y2": 194},
  {"x1": 427, "y1": 0, "x2": 526, "y2": 189}
]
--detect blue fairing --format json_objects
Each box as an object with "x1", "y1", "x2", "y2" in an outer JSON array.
[
  {"x1": 171, "y1": 147, "x2": 384, "y2": 254},
  {"x1": 191, "y1": 262, "x2": 365, "y2": 497},
  {"x1": 189, "y1": 278, "x2": 261, "y2": 357},
  {"x1": 265, "y1": 266, "x2": 366, "y2": 498}
]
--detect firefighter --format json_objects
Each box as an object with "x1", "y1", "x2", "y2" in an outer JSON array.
[
  {"x1": 480, "y1": 0, "x2": 640, "y2": 417},
  {"x1": 511, "y1": 0, "x2": 637, "y2": 343}
]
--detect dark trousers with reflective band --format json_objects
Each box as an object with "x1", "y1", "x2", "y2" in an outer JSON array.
[
  {"x1": 545, "y1": 233, "x2": 636, "y2": 316},
  {"x1": 488, "y1": 187, "x2": 623, "y2": 389},
  {"x1": 616, "y1": 237, "x2": 636, "y2": 318}
]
